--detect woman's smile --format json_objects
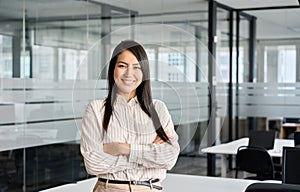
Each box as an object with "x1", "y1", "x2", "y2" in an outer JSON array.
[{"x1": 121, "y1": 78, "x2": 136, "y2": 85}]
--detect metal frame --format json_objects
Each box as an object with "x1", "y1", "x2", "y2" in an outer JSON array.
[{"x1": 207, "y1": 0, "x2": 217, "y2": 176}]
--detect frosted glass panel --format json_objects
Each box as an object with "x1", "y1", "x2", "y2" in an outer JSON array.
[
  {"x1": 0, "y1": 78, "x2": 210, "y2": 151},
  {"x1": 237, "y1": 83, "x2": 300, "y2": 117}
]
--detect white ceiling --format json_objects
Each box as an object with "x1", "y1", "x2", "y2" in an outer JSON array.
[
  {"x1": 95, "y1": 0, "x2": 300, "y2": 39},
  {"x1": 216, "y1": 0, "x2": 300, "y2": 39},
  {"x1": 216, "y1": 0, "x2": 299, "y2": 9},
  {"x1": 1, "y1": 0, "x2": 300, "y2": 39}
]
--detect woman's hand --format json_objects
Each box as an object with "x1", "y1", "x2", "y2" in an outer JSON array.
[
  {"x1": 153, "y1": 132, "x2": 174, "y2": 144},
  {"x1": 103, "y1": 143, "x2": 130, "y2": 156}
]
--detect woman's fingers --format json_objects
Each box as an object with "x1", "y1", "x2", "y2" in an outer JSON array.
[
  {"x1": 153, "y1": 135, "x2": 164, "y2": 144},
  {"x1": 153, "y1": 132, "x2": 175, "y2": 144}
]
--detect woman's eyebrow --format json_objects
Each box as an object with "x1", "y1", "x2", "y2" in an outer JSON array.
[
  {"x1": 118, "y1": 61, "x2": 140, "y2": 65},
  {"x1": 117, "y1": 61, "x2": 128, "y2": 65}
]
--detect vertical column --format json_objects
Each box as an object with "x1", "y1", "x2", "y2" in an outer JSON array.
[
  {"x1": 27, "y1": 29, "x2": 33, "y2": 78},
  {"x1": 207, "y1": 0, "x2": 217, "y2": 176},
  {"x1": 296, "y1": 44, "x2": 300, "y2": 82},
  {"x1": 88, "y1": 4, "x2": 112, "y2": 80},
  {"x1": 53, "y1": 49, "x2": 59, "y2": 81},
  {"x1": 155, "y1": 47, "x2": 159, "y2": 80},
  {"x1": 12, "y1": 31, "x2": 21, "y2": 78},
  {"x1": 247, "y1": 16, "x2": 257, "y2": 131},
  {"x1": 228, "y1": 10, "x2": 234, "y2": 170},
  {"x1": 256, "y1": 43, "x2": 265, "y2": 82},
  {"x1": 249, "y1": 17, "x2": 256, "y2": 83},
  {"x1": 195, "y1": 26, "x2": 201, "y2": 82},
  {"x1": 235, "y1": 11, "x2": 240, "y2": 139},
  {"x1": 267, "y1": 49, "x2": 278, "y2": 83},
  {"x1": 99, "y1": 5, "x2": 111, "y2": 79},
  {"x1": 130, "y1": 15, "x2": 135, "y2": 40}
]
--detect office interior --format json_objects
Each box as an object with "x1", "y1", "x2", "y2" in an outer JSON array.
[{"x1": 1, "y1": 0, "x2": 300, "y2": 191}]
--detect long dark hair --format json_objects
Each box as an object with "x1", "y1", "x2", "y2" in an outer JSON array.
[{"x1": 103, "y1": 40, "x2": 170, "y2": 142}]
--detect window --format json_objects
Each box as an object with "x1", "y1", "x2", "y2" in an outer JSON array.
[
  {"x1": 168, "y1": 53, "x2": 184, "y2": 66},
  {"x1": 264, "y1": 45, "x2": 296, "y2": 83},
  {"x1": 278, "y1": 46, "x2": 296, "y2": 83},
  {"x1": 0, "y1": 35, "x2": 13, "y2": 78},
  {"x1": 32, "y1": 45, "x2": 87, "y2": 79}
]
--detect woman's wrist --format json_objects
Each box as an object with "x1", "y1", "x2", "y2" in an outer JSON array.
[
  {"x1": 119, "y1": 143, "x2": 130, "y2": 155},
  {"x1": 103, "y1": 142, "x2": 130, "y2": 156}
]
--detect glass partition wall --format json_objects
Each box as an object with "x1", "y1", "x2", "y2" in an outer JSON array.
[
  {"x1": 0, "y1": 1, "x2": 136, "y2": 191},
  {"x1": 242, "y1": 7, "x2": 300, "y2": 138},
  {"x1": 0, "y1": 0, "x2": 213, "y2": 191}
]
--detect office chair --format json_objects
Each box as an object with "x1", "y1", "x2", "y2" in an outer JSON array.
[
  {"x1": 236, "y1": 146, "x2": 275, "y2": 180},
  {"x1": 244, "y1": 183, "x2": 300, "y2": 192},
  {"x1": 248, "y1": 130, "x2": 281, "y2": 180},
  {"x1": 282, "y1": 147, "x2": 300, "y2": 185},
  {"x1": 248, "y1": 130, "x2": 275, "y2": 150},
  {"x1": 293, "y1": 132, "x2": 300, "y2": 147}
]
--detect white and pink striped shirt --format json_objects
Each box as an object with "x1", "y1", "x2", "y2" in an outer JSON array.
[{"x1": 80, "y1": 94, "x2": 180, "y2": 181}]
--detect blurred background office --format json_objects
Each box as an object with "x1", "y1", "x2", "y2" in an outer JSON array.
[{"x1": 1, "y1": 0, "x2": 300, "y2": 191}]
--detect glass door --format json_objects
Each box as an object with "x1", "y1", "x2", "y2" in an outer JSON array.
[{"x1": 206, "y1": 1, "x2": 256, "y2": 176}]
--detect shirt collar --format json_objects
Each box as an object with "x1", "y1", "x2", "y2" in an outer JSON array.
[{"x1": 115, "y1": 94, "x2": 138, "y2": 106}]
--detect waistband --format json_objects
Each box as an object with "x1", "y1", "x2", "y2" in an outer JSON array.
[{"x1": 98, "y1": 178, "x2": 162, "y2": 190}]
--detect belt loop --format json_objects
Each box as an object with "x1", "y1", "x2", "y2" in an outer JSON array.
[
  {"x1": 149, "y1": 179, "x2": 153, "y2": 190},
  {"x1": 105, "y1": 179, "x2": 109, "y2": 189}
]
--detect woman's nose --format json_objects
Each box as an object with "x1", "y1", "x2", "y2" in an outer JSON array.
[{"x1": 124, "y1": 66, "x2": 133, "y2": 75}]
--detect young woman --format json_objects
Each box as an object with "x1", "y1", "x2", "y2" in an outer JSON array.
[{"x1": 80, "y1": 40, "x2": 180, "y2": 192}]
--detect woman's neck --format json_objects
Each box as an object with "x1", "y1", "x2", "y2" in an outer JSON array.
[{"x1": 118, "y1": 92, "x2": 136, "y2": 102}]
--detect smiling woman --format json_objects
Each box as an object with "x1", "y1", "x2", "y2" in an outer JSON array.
[
  {"x1": 113, "y1": 50, "x2": 143, "y2": 101},
  {"x1": 80, "y1": 40, "x2": 180, "y2": 192}
]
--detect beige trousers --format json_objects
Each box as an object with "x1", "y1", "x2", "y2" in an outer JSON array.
[{"x1": 93, "y1": 181, "x2": 163, "y2": 192}]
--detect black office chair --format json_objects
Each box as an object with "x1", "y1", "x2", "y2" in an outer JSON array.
[
  {"x1": 244, "y1": 183, "x2": 300, "y2": 192},
  {"x1": 247, "y1": 130, "x2": 282, "y2": 179},
  {"x1": 248, "y1": 130, "x2": 275, "y2": 150},
  {"x1": 236, "y1": 146, "x2": 275, "y2": 180},
  {"x1": 282, "y1": 147, "x2": 300, "y2": 185},
  {"x1": 294, "y1": 132, "x2": 300, "y2": 147}
]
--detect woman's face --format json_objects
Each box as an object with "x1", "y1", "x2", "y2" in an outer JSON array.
[{"x1": 114, "y1": 50, "x2": 143, "y2": 100}]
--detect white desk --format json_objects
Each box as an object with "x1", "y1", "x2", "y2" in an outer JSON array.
[
  {"x1": 40, "y1": 173, "x2": 279, "y2": 192},
  {"x1": 162, "y1": 174, "x2": 267, "y2": 192},
  {"x1": 201, "y1": 138, "x2": 294, "y2": 177},
  {"x1": 39, "y1": 178, "x2": 97, "y2": 192}
]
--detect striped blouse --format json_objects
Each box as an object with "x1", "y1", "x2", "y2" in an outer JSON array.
[{"x1": 80, "y1": 94, "x2": 180, "y2": 181}]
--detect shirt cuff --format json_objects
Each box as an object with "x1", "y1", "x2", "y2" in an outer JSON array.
[{"x1": 129, "y1": 144, "x2": 143, "y2": 164}]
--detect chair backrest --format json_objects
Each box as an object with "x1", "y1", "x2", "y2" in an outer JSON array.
[
  {"x1": 245, "y1": 183, "x2": 300, "y2": 192},
  {"x1": 282, "y1": 147, "x2": 300, "y2": 185},
  {"x1": 248, "y1": 130, "x2": 275, "y2": 150},
  {"x1": 236, "y1": 146, "x2": 274, "y2": 180},
  {"x1": 293, "y1": 132, "x2": 300, "y2": 147}
]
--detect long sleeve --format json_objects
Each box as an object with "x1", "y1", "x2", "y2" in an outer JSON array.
[
  {"x1": 80, "y1": 101, "x2": 137, "y2": 176},
  {"x1": 129, "y1": 100, "x2": 180, "y2": 170}
]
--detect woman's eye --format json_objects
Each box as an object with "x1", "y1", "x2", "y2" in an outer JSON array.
[
  {"x1": 134, "y1": 66, "x2": 141, "y2": 69},
  {"x1": 118, "y1": 64, "x2": 126, "y2": 68}
]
